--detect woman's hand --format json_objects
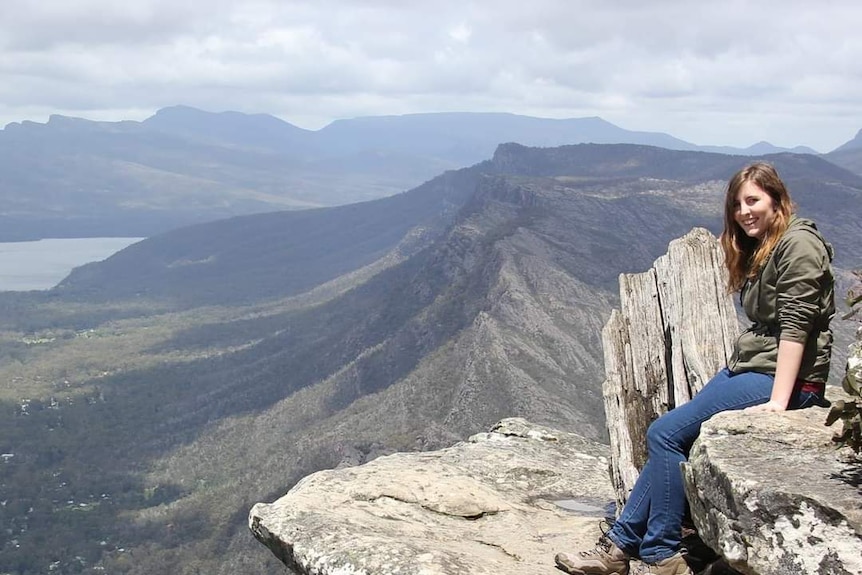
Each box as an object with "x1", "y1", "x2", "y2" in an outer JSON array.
[
  {"x1": 744, "y1": 400, "x2": 787, "y2": 413},
  {"x1": 754, "y1": 339, "x2": 805, "y2": 413}
]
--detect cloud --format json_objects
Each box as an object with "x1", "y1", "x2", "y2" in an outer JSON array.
[{"x1": 0, "y1": 0, "x2": 860, "y2": 151}]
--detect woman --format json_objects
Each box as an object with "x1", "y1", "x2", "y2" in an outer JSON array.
[{"x1": 555, "y1": 162, "x2": 835, "y2": 575}]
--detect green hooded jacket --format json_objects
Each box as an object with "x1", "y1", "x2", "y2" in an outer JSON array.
[{"x1": 727, "y1": 215, "x2": 835, "y2": 383}]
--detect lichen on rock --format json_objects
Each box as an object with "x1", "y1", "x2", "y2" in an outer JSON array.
[{"x1": 683, "y1": 408, "x2": 862, "y2": 575}]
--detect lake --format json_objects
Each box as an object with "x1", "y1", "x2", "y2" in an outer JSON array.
[{"x1": 0, "y1": 237, "x2": 144, "y2": 292}]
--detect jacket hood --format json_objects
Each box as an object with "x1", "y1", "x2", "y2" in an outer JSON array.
[{"x1": 786, "y1": 215, "x2": 834, "y2": 261}]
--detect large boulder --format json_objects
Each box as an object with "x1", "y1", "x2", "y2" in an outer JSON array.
[
  {"x1": 683, "y1": 406, "x2": 862, "y2": 575},
  {"x1": 249, "y1": 418, "x2": 615, "y2": 575}
]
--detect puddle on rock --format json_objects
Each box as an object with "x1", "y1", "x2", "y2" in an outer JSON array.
[{"x1": 553, "y1": 498, "x2": 616, "y2": 517}]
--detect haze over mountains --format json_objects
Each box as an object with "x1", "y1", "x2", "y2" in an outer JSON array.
[
  {"x1": 3, "y1": 105, "x2": 859, "y2": 242},
  {"x1": 2, "y1": 134, "x2": 861, "y2": 575}
]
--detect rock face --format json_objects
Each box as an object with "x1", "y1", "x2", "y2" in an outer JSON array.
[
  {"x1": 602, "y1": 227, "x2": 738, "y2": 506},
  {"x1": 249, "y1": 418, "x2": 615, "y2": 575},
  {"x1": 683, "y1": 407, "x2": 862, "y2": 575}
]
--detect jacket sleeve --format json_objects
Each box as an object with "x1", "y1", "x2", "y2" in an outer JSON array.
[{"x1": 774, "y1": 230, "x2": 829, "y2": 343}]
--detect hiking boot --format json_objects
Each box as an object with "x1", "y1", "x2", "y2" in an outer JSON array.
[
  {"x1": 554, "y1": 535, "x2": 630, "y2": 574},
  {"x1": 631, "y1": 553, "x2": 693, "y2": 575}
]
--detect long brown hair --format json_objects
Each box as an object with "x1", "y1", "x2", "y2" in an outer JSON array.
[{"x1": 720, "y1": 162, "x2": 796, "y2": 292}]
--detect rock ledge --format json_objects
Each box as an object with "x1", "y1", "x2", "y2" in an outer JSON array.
[
  {"x1": 249, "y1": 418, "x2": 615, "y2": 575},
  {"x1": 683, "y1": 406, "x2": 862, "y2": 575}
]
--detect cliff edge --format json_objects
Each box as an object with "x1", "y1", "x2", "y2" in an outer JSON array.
[{"x1": 249, "y1": 418, "x2": 614, "y2": 574}]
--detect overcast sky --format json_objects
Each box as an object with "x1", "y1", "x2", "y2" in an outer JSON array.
[{"x1": 1, "y1": 0, "x2": 860, "y2": 152}]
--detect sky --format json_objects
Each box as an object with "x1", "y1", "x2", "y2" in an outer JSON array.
[{"x1": 1, "y1": 0, "x2": 860, "y2": 153}]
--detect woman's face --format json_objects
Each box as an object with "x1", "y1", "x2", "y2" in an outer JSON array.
[{"x1": 734, "y1": 181, "x2": 777, "y2": 240}]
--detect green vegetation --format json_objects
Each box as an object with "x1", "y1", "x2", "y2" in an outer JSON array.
[
  {"x1": 0, "y1": 293, "x2": 313, "y2": 575},
  {"x1": 826, "y1": 270, "x2": 862, "y2": 453}
]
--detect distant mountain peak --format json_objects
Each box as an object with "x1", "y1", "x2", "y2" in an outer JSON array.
[
  {"x1": 48, "y1": 113, "x2": 83, "y2": 123},
  {"x1": 141, "y1": 105, "x2": 310, "y2": 149},
  {"x1": 5, "y1": 113, "x2": 90, "y2": 129},
  {"x1": 146, "y1": 105, "x2": 300, "y2": 128},
  {"x1": 153, "y1": 104, "x2": 202, "y2": 115},
  {"x1": 832, "y1": 128, "x2": 862, "y2": 153},
  {"x1": 740, "y1": 140, "x2": 819, "y2": 156}
]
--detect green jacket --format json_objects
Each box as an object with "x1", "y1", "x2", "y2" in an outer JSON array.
[{"x1": 727, "y1": 215, "x2": 835, "y2": 383}]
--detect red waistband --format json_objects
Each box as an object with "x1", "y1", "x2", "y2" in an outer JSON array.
[{"x1": 799, "y1": 381, "x2": 825, "y2": 394}]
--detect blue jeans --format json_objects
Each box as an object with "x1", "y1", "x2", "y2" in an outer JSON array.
[{"x1": 606, "y1": 368, "x2": 824, "y2": 563}]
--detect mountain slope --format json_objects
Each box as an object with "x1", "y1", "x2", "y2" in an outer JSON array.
[
  {"x1": 1, "y1": 144, "x2": 861, "y2": 575},
  {"x1": 831, "y1": 128, "x2": 862, "y2": 153},
  {"x1": 54, "y1": 143, "x2": 862, "y2": 309},
  {"x1": 54, "y1": 167, "x2": 480, "y2": 306},
  {"x1": 825, "y1": 128, "x2": 862, "y2": 176}
]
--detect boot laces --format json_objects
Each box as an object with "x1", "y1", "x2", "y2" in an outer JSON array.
[{"x1": 579, "y1": 534, "x2": 614, "y2": 558}]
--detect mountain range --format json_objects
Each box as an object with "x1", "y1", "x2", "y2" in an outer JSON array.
[
  {"x1": 1, "y1": 140, "x2": 861, "y2": 574},
  {"x1": 3, "y1": 106, "x2": 860, "y2": 242}
]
